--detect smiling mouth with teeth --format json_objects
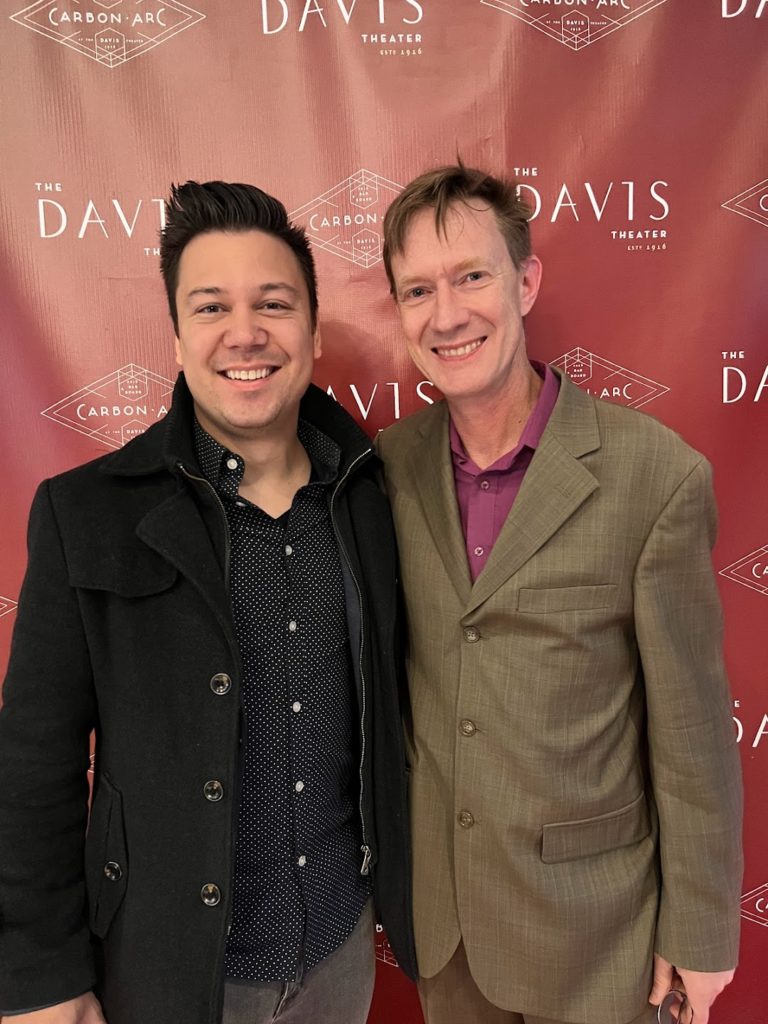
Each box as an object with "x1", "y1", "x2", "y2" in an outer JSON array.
[
  {"x1": 433, "y1": 338, "x2": 485, "y2": 359},
  {"x1": 223, "y1": 368, "x2": 275, "y2": 380}
]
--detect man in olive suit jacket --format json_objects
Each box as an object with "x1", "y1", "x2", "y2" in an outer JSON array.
[{"x1": 376, "y1": 164, "x2": 742, "y2": 1024}]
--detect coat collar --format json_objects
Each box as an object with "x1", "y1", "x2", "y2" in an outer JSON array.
[
  {"x1": 406, "y1": 368, "x2": 602, "y2": 612},
  {"x1": 98, "y1": 373, "x2": 374, "y2": 480}
]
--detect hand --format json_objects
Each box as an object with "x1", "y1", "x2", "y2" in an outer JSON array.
[
  {"x1": 4, "y1": 992, "x2": 107, "y2": 1024},
  {"x1": 649, "y1": 953, "x2": 735, "y2": 1023}
]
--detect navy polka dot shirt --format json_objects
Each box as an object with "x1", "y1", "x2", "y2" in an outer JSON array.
[{"x1": 194, "y1": 419, "x2": 370, "y2": 983}]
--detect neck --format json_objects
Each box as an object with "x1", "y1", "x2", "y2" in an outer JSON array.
[
  {"x1": 198, "y1": 409, "x2": 312, "y2": 519},
  {"x1": 449, "y1": 363, "x2": 543, "y2": 470}
]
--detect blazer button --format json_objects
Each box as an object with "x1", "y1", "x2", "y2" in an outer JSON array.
[
  {"x1": 103, "y1": 861, "x2": 122, "y2": 882},
  {"x1": 203, "y1": 780, "x2": 224, "y2": 802},
  {"x1": 201, "y1": 883, "x2": 221, "y2": 906},
  {"x1": 463, "y1": 627, "x2": 480, "y2": 643},
  {"x1": 459, "y1": 719, "x2": 476, "y2": 737},
  {"x1": 210, "y1": 673, "x2": 232, "y2": 695},
  {"x1": 457, "y1": 810, "x2": 474, "y2": 829}
]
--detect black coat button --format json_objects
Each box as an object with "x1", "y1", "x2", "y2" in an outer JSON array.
[
  {"x1": 104, "y1": 861, "x2": 122, "y2": 882},
  {"x1": 203, "y1": 780, "x2": 224, "y2": 802},
  {"x1": 210, "y1": 673, "x2": 231, "y2": 695},
  {"x1": 201, "y1": 883, "x2": 221, "y2": 906}
]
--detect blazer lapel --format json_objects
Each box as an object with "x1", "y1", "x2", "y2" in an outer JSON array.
[
  {"x1": 465, "y1": 373, "x2": 602, "y2": 616},
  {"x1": 406, "y1": 405, "x2": 473, "y2": 606}
]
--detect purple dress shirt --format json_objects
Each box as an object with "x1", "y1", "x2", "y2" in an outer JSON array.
[{"x1": 449, "y1": 361, "x2": 560, "y2": 581}]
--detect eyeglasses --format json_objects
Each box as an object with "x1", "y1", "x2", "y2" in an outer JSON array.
[{"x1": 657, "y1": 989, "x2": 692, "y2": 1024}]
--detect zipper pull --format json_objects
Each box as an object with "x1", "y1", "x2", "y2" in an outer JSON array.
[{"x1": 360, "y1": 844, "x2": 372, "y2": 876}]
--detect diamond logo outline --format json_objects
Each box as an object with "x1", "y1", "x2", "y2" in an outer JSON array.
[
  {"x1": 741, "y1": 882, "x2": 768, "y2": 928},
  {"x1": 41, "y1": 363, "x2": 174, "y2": 450},
  {"x1": 9, "y1": 0, "x2": 205, "y2": 69},
  {"x1": 719, "y1": 545, "x2": 768, "y2": 598},
  {"x1": 0, "y1": 595, "x2": 18, "y2": 620},
  {"x1": 721, "y1": 178, "x2": 768, "y2": 230},
  {"x1": 375, "y1": 923, "x2": 399, "y2": 967},
  {"x1": 290, "y1": 169, "x2": 404, "y2": 269},
  {"x1": 552, "y1": 346, "x2": 670, "y2": 409},
  {"x1": 480, "y1": 0, "x2": 670, "y2": 51}
]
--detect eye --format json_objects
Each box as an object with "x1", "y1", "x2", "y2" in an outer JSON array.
[
  {"x1": 196, "y1": 303, "x2": 223, "y2": 314},
  {"x1": 401, "y1": 286, "x2": 428, "y2": 303},
  {"x1": 462, "y1": 270, "x2": 487, "y2": 285},
  {"x1": 261, "y1": 300, "x2": 289, "y2": 311}
]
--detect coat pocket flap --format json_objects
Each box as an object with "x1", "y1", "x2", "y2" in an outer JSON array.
[
  {"x1": 68, "y1": 556, "x2": 177, "y2": 597},
  {"x1": 540, "y1": 791, "x2": 649, "y2": 864},
  {"x1": 517, "y1": 584, "x2": 617, "y2": 613}
]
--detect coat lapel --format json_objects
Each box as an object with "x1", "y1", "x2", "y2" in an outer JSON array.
[
  {"x1": 406, "y1": 405, "x2": 473, "y2": 606},
  {"x1": 465, "y1": 373, "x2": 602, "y2": 616},
  {"x1": 136, "y1": 488, "x2": 234, "y2": 642}
]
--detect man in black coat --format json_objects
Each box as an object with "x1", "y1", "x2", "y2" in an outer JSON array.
[{"x1": 0, "y1": 181, "x2": 416, "y2": 1024}]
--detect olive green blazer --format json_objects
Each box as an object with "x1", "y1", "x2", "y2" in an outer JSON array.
[{"x1": 377, "y1": 370, "x2": 742, "y2": 1023}]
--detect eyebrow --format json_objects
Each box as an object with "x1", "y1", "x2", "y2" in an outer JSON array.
[{"x1": 183, "y1": 282, "x2": 301, "y2": 305}]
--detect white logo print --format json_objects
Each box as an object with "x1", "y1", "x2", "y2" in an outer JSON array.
[
  {"x1": 480, "y1": 0, "x2": 669, "y2": 51},
  {"x1": 0, "y1": 595, "x2": 18, "y2": 620},
  {"x1": 10, "y1": 0, "x2": 205, "y2": 68},
  {"x1": 719, "y1": 545, "x2": 768, "y2": 597},
  {"x1": 42, "y1": 364, "x2": 174, "y2": 449},
  {"x1": 552, "y1": 347, "x2": 669, "y2": 408},
  {"x1": 721, "y1": 178, "x2": 768, "y2": 229},
  {"x1": 290, "y1": 169, "x2": 403, "y2": 268},
  {"x1": 741, "y1": 883, "x2": 768, "y2": 927},
  {"x1": 375, "y1": 924, "x2": 399, "y2": 967}
]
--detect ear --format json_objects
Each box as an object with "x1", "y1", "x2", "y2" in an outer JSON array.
[
  {"x1": 174, "y1": 335, "x2": 184, "y2": 368},
  {"x1": 519, "y1": 255, "x2": 543, "y2": 317},
  {"x1": 313, "y1": 324, "x2": 322, "y2": 360}
]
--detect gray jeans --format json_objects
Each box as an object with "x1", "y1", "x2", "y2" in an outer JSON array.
[{"x1": 221, "y1": 901, "x2": 375, "y2": 1024}]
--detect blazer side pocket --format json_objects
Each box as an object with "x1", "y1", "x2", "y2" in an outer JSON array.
[
  {"x1": 540, "y1": 791, "x2": 650, "y2": 864},
  {"x1": 85, "y1": 772, "x2": 129, "y2": 938}
]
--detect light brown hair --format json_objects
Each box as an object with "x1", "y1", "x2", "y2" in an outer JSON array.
[{"x1": 382, "y1": 163, "x2": 532, "y2": 294}]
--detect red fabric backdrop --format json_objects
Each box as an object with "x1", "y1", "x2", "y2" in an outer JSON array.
[{"x1": 1, "y1": 1, "x2": 766, "y2": 1020}]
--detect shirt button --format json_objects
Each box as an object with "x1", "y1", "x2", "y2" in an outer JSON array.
[
  {"x1": 480, "y1": 480, "x2": 490, "y2": 490},
  {"x1": 292, "y1": 701, "x2": 302, "y2": 713},
  {"x1": 210, "y1": 673, "x2": 232, "y2": 695},
  {"x1": 463, "y1": 626, "x2": 480, "y2": 643},
  {"x1": 457, "y1": 810, "x2": 474, "y2": 829},
  {"x1": 226, "y1": 457, "x2": 238, "y2": 471},
  {"x1": 297, "y1": 855, "x2": 307, "y2": 867},
  {"x1": 474, "y1": 546, "x2": 484, "y2": 557},
  {"x1": 103, "y1": 861, "x2": 122, "y2": 882},
  {"x1": 201, "y1": 883, "x2": 221, "y2": 906},
  {"x1": 459, "y1": 719, "x2": 477, "y2": 737},
  {"x1": 203, "y1": 780, "x2": 224, "y2": 802},
  {"x1": 288, "y1": 620, "x2": 297, "y2": 633},
  {"x1": 295, "y1": 781, "x2": 305, "y2": 792},
  {"x1": 285, "y1": 544, "x2": 293, "y2": 556}
]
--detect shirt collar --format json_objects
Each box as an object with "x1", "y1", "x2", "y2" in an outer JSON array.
[
  {"x1": 449, "y1": 360, "x2": 560, "y2": 474},
  {"x1": 193, "y1": 418, "x2": 341, "y2": 498}
]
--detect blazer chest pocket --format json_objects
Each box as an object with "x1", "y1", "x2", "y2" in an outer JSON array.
[
  {"x1": 85, "y1": 773, "x2": 129, "y2": 938},
  {"x1": 517, "y1": 584, "x2": 617, "y2": 614},
  {"x1": 540, "y1": 791, "x2": 650, "y2": 864}
]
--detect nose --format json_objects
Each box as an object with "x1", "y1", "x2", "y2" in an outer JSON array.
[
  {"x1": 223, "y1": 308, "x2": 267, "y2": 348},
  {"x1": 430, "y1": 282, "x2": 469, "y2": 334}
]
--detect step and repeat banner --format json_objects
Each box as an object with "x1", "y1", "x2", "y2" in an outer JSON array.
[{"x1": 0, "y1": 1, "x2": 766, "y2": 1021}]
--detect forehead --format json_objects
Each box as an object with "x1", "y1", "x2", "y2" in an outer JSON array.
[
  {"x1": 176, "y1": 229, "x2": 305, "y2": 290},
  {"x1": 394, "y1": 202, "x2": 509, "y2": 273}
]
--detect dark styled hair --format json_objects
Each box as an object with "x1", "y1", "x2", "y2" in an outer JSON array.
[
  {"x1": 382, "y1": 163, "x2": 532, "y2": 294},
  {"x1": 159, "y1": 180, "x2": 318, "y2": 333}
]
